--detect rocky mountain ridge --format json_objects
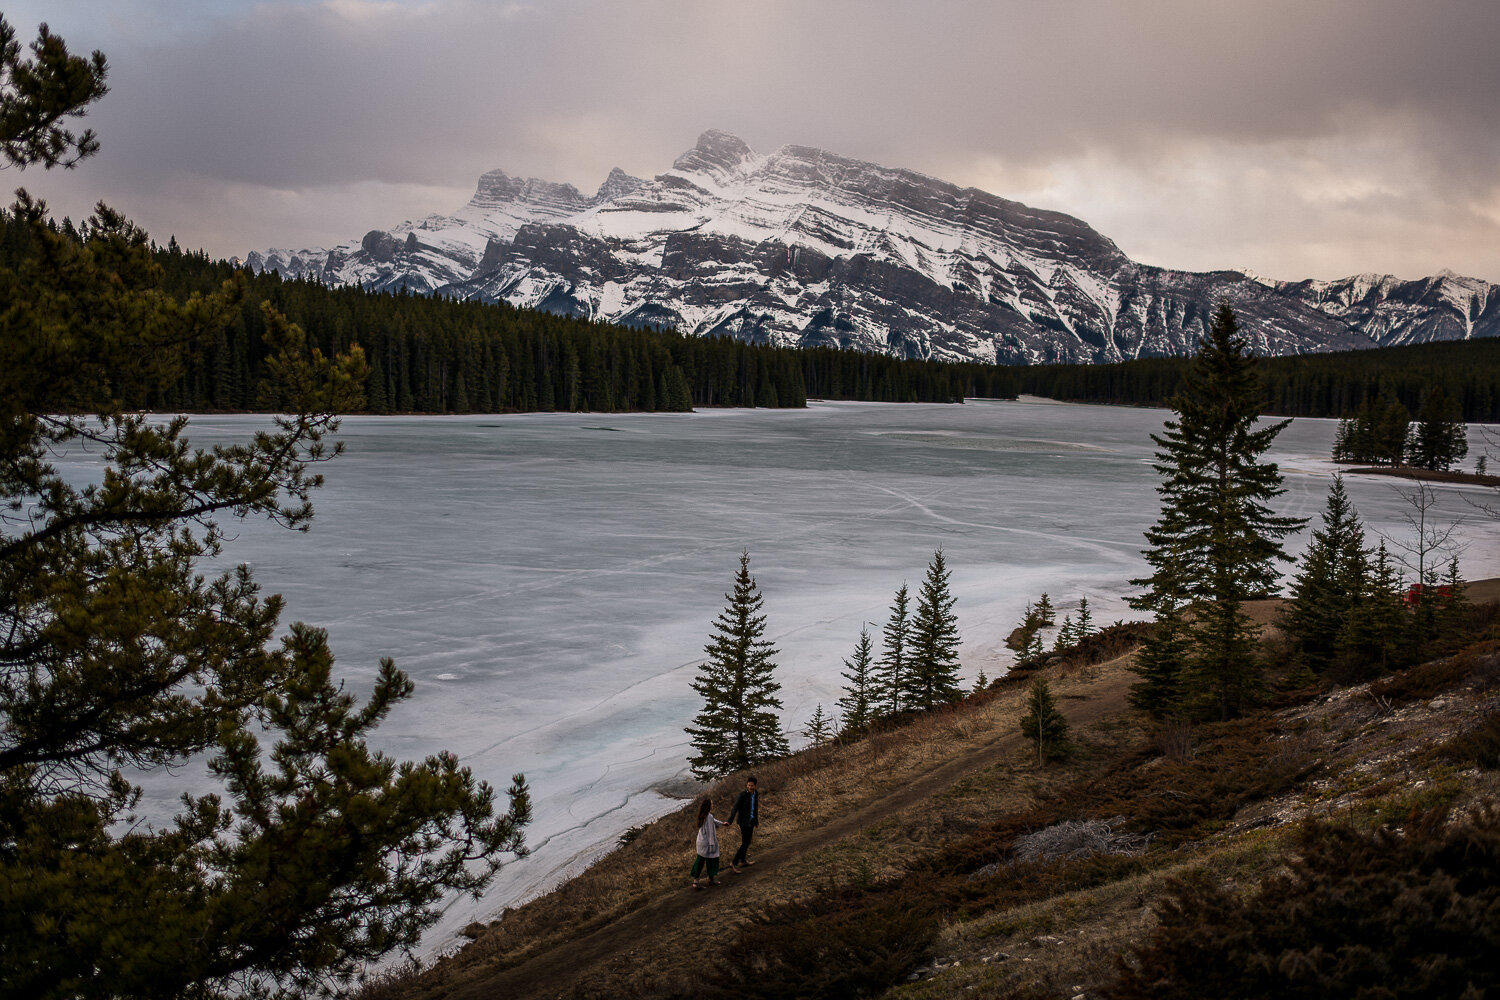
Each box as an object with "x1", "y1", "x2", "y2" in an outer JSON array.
[{"x1": 245, "y1": 130, "x2": 1500, "y2": 364}]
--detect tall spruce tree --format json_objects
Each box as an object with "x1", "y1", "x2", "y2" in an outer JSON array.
[
  {"x1": 876, "y1": 583, "x2": 911, "y2": 716},
  {"x1": 686, "y1": 551, "x2": 789, "y2": 780},
  {"x1": 1130, "y1": 304, "x2": 1304, "y2": 720},
  {"x1": 1281, "y1": 476, "x2": 1370, "y2": 671},
  {"x1": 837, "y1": 625, "x2": 878, "y2": 735},
  {"x1": 905, "y1": 549, "x2": 963, "y2": 710}
]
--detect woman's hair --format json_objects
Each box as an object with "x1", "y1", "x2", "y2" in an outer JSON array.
[{"x1": 696, "y1": 796, "x2": 712, "y2": 827}]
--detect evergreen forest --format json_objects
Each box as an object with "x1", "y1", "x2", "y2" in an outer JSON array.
[
  {"x1": 7, "y1": 207, "x2": 1496, "y2": 422},
  {"x1": 0, "y1": 209, "x2": 1016, "y2": 414},
  {"x1": 1016, "y1": 338, "x2": 1500, "y2": 422}
]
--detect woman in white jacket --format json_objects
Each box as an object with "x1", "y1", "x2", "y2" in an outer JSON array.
[{"x1": 690, "y1": 796, "x2": 727, "y2": 889}]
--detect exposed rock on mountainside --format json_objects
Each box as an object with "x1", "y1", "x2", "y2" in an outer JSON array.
[{"x1": 246, "y1": 130, "x2": 1500, "y2": 364}]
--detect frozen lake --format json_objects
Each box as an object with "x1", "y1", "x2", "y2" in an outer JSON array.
[{"x1": 80, "y1": 399, "x2": 1499, "y2": 955}]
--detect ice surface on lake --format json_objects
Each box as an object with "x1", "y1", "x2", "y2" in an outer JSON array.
[{"x1": 75, "y1": 400, "x2": 1498, "y2": 959}]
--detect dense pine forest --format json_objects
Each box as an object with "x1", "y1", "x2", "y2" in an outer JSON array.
[
  {"x1": 1017, "y1": 339, "x2": 1500, "y2": 422},
  {"x1": 7, "y1": 209, "x2": 1498, "y2": 419},
  {"x1": 0, "y1": 210, "x2": 1014, "y2": 413}
]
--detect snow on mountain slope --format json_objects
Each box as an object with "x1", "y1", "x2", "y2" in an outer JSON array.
[{"x1": 245, "y1": 131, "x2": 1498, "y2": 363}]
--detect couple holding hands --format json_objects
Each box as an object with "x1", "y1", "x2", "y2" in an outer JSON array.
[{"x1": 690, "y1": 776, "x2": 760, "y2": 889}]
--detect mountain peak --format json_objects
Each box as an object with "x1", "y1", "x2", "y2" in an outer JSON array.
[
  {"x1": 468, "y1": 169, "x2": 588, "y2": 213},
  {"x1": 595, "y1": 166, "x2": 645, "y2": 203},
  {"x1": 672, "y1": 129, "x2": 756, "y2": 178}
]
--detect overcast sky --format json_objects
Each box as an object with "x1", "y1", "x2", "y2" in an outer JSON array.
[{"x1": 5, "y1": 0, "x2": 1498, "y2": 280}]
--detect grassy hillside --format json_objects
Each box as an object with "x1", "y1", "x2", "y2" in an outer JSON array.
[{"x1": 361, "y1": 584, "x2": 1500, "y2": 1000}]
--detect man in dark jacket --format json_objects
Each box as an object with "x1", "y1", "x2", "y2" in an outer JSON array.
[{"x1": 727, "y1": 776, "x2": 759, "y2": 871}]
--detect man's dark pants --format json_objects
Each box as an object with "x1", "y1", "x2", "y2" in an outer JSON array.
[{"x1": 733, "y1": 825, "x2": 754, "y2": 866}]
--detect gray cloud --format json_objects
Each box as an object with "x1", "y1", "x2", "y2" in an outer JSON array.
[{"x1": 7, "y1": 0, "x2": 1499, "y2": 279}]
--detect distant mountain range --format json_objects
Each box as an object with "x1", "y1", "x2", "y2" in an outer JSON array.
[{"x1": 245, "y1": 130, "x2": 1500, "y2": 365}]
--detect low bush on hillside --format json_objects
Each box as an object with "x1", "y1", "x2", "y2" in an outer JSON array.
[
  {"x1": 1109, "y1": 807, "x2": 1500, "y2": 1000},
  {"x1": 945, "y1": 851, "x2": 1155, "y2": 924},
  {"x1": 1011, "y1": 817, "x2": 1152, "y2": 865},
  {"x1": 1433, "y1": 711, "x2": 1500, "y2": 770},
  {"x1": 1365, "y1": 641, "x2": 1500, "y2": 705},
  {"x1": 1091, "y1": 718, "x2": 1317, "y2": 844},
  {"x1": 900, "y1": 714, "x2": 1314, "y2": 926},
  {"x1": 1371, "y1": 654, "x2": 1479, "y2": 703},
  {"x1": 685, "y1": 888, "x2": 938, "y2": 1000}
]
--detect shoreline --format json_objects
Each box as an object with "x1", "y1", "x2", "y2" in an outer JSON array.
[{"x1": 1340, "y1": 464, "x2": 1500, "y2": 488}]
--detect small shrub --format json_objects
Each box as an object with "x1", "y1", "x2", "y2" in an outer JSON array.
[
  {"x1": 1153, "y1": 721, "x2": 1194, "y2": 760},
  {"x1": 949, "y1": 851, "x2": 1151, "y2": 919},
  {"x1": 1433, "y1": 711, "x2": 1500, "y2": 770},
  {"x1": 1370, "y1": 655, "x2": 1474, "y2": 703},
  {"x1": 1011, "y1": 817, "x2": 1151, "y2": 865}
]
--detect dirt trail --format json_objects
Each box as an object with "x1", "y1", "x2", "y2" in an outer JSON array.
[{"x1": 441, "y1": 663, "x2": 1136, "y2": 1000}]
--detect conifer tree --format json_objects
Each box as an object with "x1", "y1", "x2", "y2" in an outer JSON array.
[
  {"x1": 1019, "y1": 676, "x2": 1070, "y2": 764},
  {"x1": 876, "y1": 583, "x2": 911, "y2": 716},
  {"x1": 1035, "y1": 592, "x2": 1056, "y2": 628},
  {"x1": 1281, "y1": 476, "x2": 1370, "y2": 671},
  {"x1": 802, "y1": 704, "x2": 835, "y2": 746},
  {"x1": 1375, "y1": 397, "x2": 1412, "y2": 465},
  {"x1": 973, "y1": 667, "x2": 989, "y2": 693},
  {"x1": 1022, "y1": 618, "x2": 1046, "y2": 665},
  {"x1": 1335, "y1": 541, "x2": 1408, "y2": 676},
  {"x1": 1130, "y1": 304, "x2": 1304, "y2": 720},
  {"x1": 837, "y1": 626, "x2": 877, "y2": 735},
  {"x1": 905, "y1": 549, "x2": 963, "y2": 710},
  {"x1": 1432, "y1": 556, "x2": 1472, "y2": 650},
  {"x1": 0, "y1": 15, "x2": 109, "y2": 170},
  {"x1": 686, "y1": 551, "x2": 789, "y2": 780},
  {"x1": 1054, "y1": 614, "x2": 1077, "y2": 652},
  {"x1": 1076, "y1": 595, "x2": 1093, "y2": 638},
  {"x1": 1407, "y1": 387, "x2": 1468, "y2": 472},
  {"x1": 1129, "y1": 599, "x2": 1192, "y2": 719},
  {"x1": 1009, "y1": 599, "x2": 1049, "y2": 669},
  {"x1": 1332, "y1": 396, "x2": 1409, "y2": 466}
]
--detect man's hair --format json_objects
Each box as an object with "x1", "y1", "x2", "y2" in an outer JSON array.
[{"x1": 746, "y1": 776, "x2": 757, "y2": 785}]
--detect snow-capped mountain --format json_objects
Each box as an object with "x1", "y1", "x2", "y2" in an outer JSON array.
[{"x1": 245, "y1": 130, "x2": 1500, "y2": 364}]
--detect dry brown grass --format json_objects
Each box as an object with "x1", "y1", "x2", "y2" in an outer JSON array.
[
  {"x1": 394, "y1": 651, "x2": 1142, "y2": 999},
  {"x1": 894, "y1": 641, "x2": 1500, "y2": 1000},
  {"x1": 379, "y1": 583, "x2": 1500, "y2": 1000}
]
